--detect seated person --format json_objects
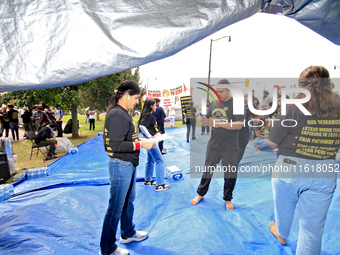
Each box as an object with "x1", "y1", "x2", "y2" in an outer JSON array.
[
  {"x1": 253, "y1": 115, "x2": 273, "y2": 151},
  {"x1": 35, "y1": 123, "x2": 58, "y2": 161}
]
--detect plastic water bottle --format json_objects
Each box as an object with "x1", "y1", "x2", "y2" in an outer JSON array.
[
  {"x1": 9, "y1": 184, "x2": 14, "y2": 198},
  {"x1": 0, "y1": 186, "x2": 4, "y2": 202},
  {"x1": 43, "y1": 167, "x2": 49, "y2": 176},
  {"x1": 68, "y1": 147, "x2": 78, "y2": 154},
  {"x1": 3, "y1": 184, "x2": 9, "y2": 200},
  {"x1": 26, "y1": 170, "x2": 31, "y2": 180}
]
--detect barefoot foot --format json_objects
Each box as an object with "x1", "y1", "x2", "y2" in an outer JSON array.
[
  {"x1": 269, "y1": 221, "x2": 286, "y2": 245},
  {"x1": 255, "y1": 144, "x2": 262, "y2": 151},
  {"x1": 225, "y1": 201, "x2": 234, "y2": 210},
  {"x1": 191, "y1": 195, "x2": 203, "y2": 205}
]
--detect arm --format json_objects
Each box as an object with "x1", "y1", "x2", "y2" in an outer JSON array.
[
  {"x1": 255, "y1": 129, "x2": 267, "y2": 139},
  {"x1": 139, "y1": 125, "x2": 152, "y2": 138},
  {"x1": 267, "y1": 139, "x2": 278, "y2": 148}
]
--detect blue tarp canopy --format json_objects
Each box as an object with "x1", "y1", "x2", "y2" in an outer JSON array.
[{"x1": 1, "y1": 127, "x2": 340, "y2": 254}]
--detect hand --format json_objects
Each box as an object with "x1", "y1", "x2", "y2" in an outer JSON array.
[
  {"x1": 201, "y1": 117, "x2": 215, "y2": 127},
  {"x1": 142, "y1": 140, "x2": 156, "y2": 150}
]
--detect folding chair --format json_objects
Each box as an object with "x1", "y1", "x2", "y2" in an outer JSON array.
[{"x1": 26, "y1": 131, "x2": 48, "y2": 160}]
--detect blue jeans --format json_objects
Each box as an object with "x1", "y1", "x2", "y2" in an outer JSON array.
[
  {"x1": 201, "y1": 124, "x2": 210, "y2": 134},
  {"x1": 100, "y1": 158, "x2": 137, "y2": 255},
  {"x1": 254, "y1": 137, "x2": 272, "y2": 151},
  {"x1": 272, "y1": 155, "x2": 337, "y2": 255},
  {"x1": 145, "y1": 145, "x2": 165, "y2": 185},
  {"x1": 9, "y1": 122, "x2": 19, "y2": 140}
]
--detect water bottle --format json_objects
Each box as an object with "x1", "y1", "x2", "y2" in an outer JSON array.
[
  {"x1": 68, "y1": 147, "x2": 78, "y2": 154},
  {"x1": 31, "y1": 169, "x2": 37, "y2": 179},
  {"x1": 44, "y1": 167, "x2": 49, "y2": 176},
  {"x1": 9, "y1": 184, "x2": 14, "y2": 198},
  {"x1": 27, "y1": 169, "x2": 32, "y2": 180},
  {"x1": 3, "y1": 184, "x2": 10, "y2": 200},
  {"x1": 0, "y1": 186, "x2": 4, "y2": 202}
]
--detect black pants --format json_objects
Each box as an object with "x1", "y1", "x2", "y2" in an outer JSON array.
[
  {"x1": 37, "y1": 140, "x2": 57, "y2": 156},
  {"x1": 186, "y1": 121, "x2": 196, "y2": 142},
  {"x1": 158, "y1": 125, "x2": 165, "y2": 152},
  {"x1": 56, "y1": 121, "x2": 63, "y2": 137},
  {"x1": 89, "y1": 119, "x2": 95, "y2": 130},
  {"x1": 23, "y1": 123, "x2": 30, "y2": 137},
  {"x1": 197, "y1": 147, "x2": 239, "y2": 201},
  {"x1": 238, "y1": 131, "x2": 250, "y2": 164}
]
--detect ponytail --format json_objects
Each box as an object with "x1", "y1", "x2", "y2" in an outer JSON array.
[{"x1": 103, "y1": 80, "x2": 141, "y2": 150}]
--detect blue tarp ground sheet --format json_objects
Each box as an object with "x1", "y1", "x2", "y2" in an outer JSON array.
[{"x1": 1, "y1": 127, "x2": 340, "y2": 255}]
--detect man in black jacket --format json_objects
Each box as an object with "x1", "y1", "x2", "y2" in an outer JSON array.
[
  {"x1": 35, "y1": 123, "x2": 58, "y2": 161},
  {"x1": 21, "y1": 106, "x2": 31, "y2": 138}
]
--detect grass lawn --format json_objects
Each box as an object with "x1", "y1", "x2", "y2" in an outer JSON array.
[{"x1": 3, "y1": 114, "x2": 185, "y2": 185}]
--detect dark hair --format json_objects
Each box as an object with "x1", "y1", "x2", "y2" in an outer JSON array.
[
  {"x1": 138, "y1": 99, "x2": 156, "y2": 131},
  {"x1": 297, "y1": 66, "x2": 340, "y2": 119},
  {"x1": 154, "y1": 98, "x2": 160, "y2": 103},
  {"x1": 189, "y1": 101, "x2": 194, "y2": 106},
  {"x1": 103, "y1": 80, "x2": 141, "y2": 149}
]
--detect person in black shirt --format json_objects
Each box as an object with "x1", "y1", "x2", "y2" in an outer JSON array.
[
  {"x1": 138, "y1": 99, "x2": 171, "y2": 191},
  {"x1": 267, "y1": 66, "x2": 340, "y2": 254},
  {"x1": 191, "y1": 79, "x2": 245, "y2": 210},
  {"x1": 7, "y1": 105, "x2": 19, "y2": 141},
  {"x1": 35, "y1": 123, "x2": 58, "y2": 161},
  {"x1": 21, "y1": 106, "x2": 31, "y2": 138},
  {"x1": 100, "y1": 81, "x2": 155, "y2": 255},
  {"x1": 0, "y1": 106, "x2": 10, "y2": 138},
  {"x1": 153, "y1": 98, "x2": 167, "y2": 154},
  {"x1": 184, "y1": 101, "x2": 197, "y2": 142}
]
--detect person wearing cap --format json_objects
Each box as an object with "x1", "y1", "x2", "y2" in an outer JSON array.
[
  {"x1": 191, "y1": 79, "x2": 245, "y2": 210},
  {"x1": 21, "y1": 106, "x2": 31, "y2": 138},
  {"x1": 260, "y1": 90, "x2": 272, "y2": 110},
  {"x1": 32, "y1": 106, "x2": 43, "y2": 132},
  {"x1": 54, "y1": 104, "x2": 64, "y2": 137},
  {"x1": 35, "y1": 122, "x2": 58, "y2": 161},
  {"x1": 153, "y1": 98, "x2": 167, "y2": 154},
  {"x1": 7, "y1": 105, "x2": 19, "y2": 140}
]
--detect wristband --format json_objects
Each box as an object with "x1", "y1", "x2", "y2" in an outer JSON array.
[{"x1": 135, "y1": 141, "x2": 141, "y2": 150}]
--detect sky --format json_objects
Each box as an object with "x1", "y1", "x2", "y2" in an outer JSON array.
[{"x1": 139, "y1": 12, "x2": 340, "y2": 100}]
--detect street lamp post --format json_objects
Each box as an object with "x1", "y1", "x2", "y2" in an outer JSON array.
[{"x1": 207, "y1": 35, "x2": 231, "y2": 100}]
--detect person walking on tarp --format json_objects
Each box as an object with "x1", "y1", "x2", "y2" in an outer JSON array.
[
  {"x1": 191, "y1": 79, "x2": 245, "y2": 210},
  {"x1": 139, "y1": 99, "x2": 171, "y2": 191},
  {"x1": 184, "y1": 101, "x2": 197, "y2": 142},
  {"x1": 153, "y1": 98, "x2": 167, "y2": 154},
  {"x1": 267, "y1": 66, "x2": 340, "y2": 255},
  {"x1": 100, "y1": 81, "x2": 156, "y2": 255}
]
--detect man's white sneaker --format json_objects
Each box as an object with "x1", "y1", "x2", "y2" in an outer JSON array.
[
  {"x1": 119, "y1": 231, "x2": 148, "y2": 244},
  {"x1": 99, "y1": 246, "x2": 129, "y2": 255}
]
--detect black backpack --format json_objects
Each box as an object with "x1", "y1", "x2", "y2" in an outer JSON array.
[{"x1": 63, "y1": 119, "x2": 73, "y2": 134}]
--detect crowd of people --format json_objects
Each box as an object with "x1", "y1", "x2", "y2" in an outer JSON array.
[
  {"x1": 0, "y1": 104, "x2": 64, "y2": 141},
  {"x1": 100, "y1": 66, "x2": 340, "y2": 255}
]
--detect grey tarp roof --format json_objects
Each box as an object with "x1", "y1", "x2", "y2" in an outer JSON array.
[{"x1": 0, "y1": 0, "x2": 339, "y2": 92}]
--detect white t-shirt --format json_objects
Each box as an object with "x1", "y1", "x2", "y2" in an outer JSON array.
[
  {"x1": 55, "y1": 109, "x2": 64, "y2": 121},
  {"x1": 89, "y1": 110, "x2": 96, "y2": 119}
]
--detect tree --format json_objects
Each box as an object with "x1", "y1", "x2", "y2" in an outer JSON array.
[{"x1": 78, "y1": 68, "x2": 142, "y2": 117}]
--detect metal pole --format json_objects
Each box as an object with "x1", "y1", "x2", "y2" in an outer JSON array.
[{"x1": 207, "y1": 39, "x2": 213, "y2": 101}]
